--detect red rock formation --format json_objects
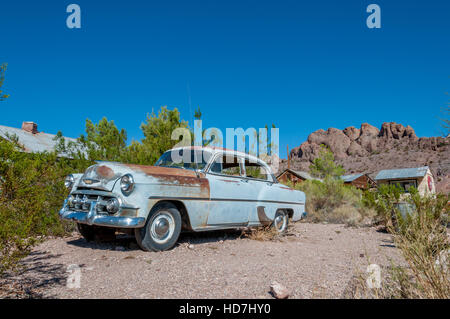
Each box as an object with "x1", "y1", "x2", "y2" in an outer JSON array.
[{"x1": 285, "y1": 122, "x2": 450, "y2": 193}]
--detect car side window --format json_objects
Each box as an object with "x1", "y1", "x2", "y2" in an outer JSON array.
[
  {"x1": 209, "y1": 155, "x2": 243, "y2": 177},
  {"x1": 244, "y1": 160, "x2": 271, "y2": 181}
]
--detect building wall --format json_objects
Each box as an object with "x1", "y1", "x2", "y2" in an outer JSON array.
[
  {"x1": 376, "y1": 168, "x2": 435, "y2": 195},
  {"x1": 277, "y1": 171, "x2": 305, "y2": 185},
  {"x1": 351, "y1": 175, "x2": 369, "y2": 189},
  {"x1": 418, "y1": 169, "x2": 435, "y2": 195}
]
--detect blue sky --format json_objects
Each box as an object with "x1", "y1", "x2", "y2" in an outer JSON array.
[{"x1": 0, "y1": 0, "x2": 449, "y2": 158}]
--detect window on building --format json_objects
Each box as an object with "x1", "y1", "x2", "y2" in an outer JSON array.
[{"x1": 389, "y1": 180, "x2": 417, "y2": 192}]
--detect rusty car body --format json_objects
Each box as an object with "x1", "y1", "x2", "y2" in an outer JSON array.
[{"x1": 59, "y1": 147, "x2": 306, "y2": 251}]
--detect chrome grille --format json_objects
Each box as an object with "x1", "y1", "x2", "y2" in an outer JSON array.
[{"x1": 70, "y1": 194, "x2": 116, "y2": 214}]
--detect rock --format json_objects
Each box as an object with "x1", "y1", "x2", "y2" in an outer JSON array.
[
  {"x1": 284, "y1": 121, "x2": 450, "y2": 193},
  {"x1": 360, "y1": 123, "x2": 379, "y2": 136},
  {"x1": 343, "y1": 126, "x2": 360, "y2": 141},
  {"x1": 270, "y1": 281, "x2": 290, "y2": 299},
  {"x1": 188, "y1": 244, "x2": 195, "y2": 250}
]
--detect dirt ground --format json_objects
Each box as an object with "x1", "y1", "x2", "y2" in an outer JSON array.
[{"x1": 0, "y1": 222, "x2": 404, "y2": 299}]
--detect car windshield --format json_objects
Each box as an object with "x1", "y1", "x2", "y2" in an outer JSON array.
[{"x1": 155, "y1": 149, "x2": 212, "y2": 171}]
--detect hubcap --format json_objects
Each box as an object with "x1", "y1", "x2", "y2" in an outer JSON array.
[
  {"x1": 274, "y1": 214, "x2": 286, "y2": 231},
  {"x1": 150, "y1": 212, "x2": 175, "y2": 244}
]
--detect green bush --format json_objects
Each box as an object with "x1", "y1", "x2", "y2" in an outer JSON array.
[
  {"x1": 387, "y1": 192, "x2": 449, "y2": 298},
  {"x1": 361, "y1": 184, "x2": 405, "y2": 227},
  {"x1": 287, "y1": 177, "x2": 374, "y2": 226},
  {"x1": 0, "y1": 138, "x2": 88, "y2": 275},
  {"x1": 354, "y1": 192, "x2": 450, "y2": 299}
]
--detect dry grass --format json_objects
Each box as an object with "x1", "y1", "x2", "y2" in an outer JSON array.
[
  {"x1": 349, "y1": 194, "x2": 450, "y2": 299},
  {"x1": 240, "y1": 225, "x2": 295, "y2": 241}
]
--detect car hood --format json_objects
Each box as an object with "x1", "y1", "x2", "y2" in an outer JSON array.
[{"x1": 77, "y1": 162, "x2": 201, "y2": 192}]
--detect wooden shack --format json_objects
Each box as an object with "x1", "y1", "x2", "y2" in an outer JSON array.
[
  {"x1": 341, "y1": 173, "x2": 377, "y2": 190},
  {"x1": 277, "y1": 169, "x2": 320, "y2": 185},
  {"x1": 375, "y1": 166, "x2": 435, "y2": 195}
]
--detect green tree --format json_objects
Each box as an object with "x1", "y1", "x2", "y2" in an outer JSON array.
[
  {"x1": 78, "y1": 117, "x2": 128, "y2": 162},
  {"x1": 0, "y1": 63, "x2": 10, "y2": 101},
  {"x1": 309, "y1": 144, "x2": 345, "y2": 179},
  {"x1": 139, "y1": 106, "x2": 189, "y2": 164}
]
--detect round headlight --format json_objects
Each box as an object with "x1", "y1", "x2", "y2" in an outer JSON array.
[
  {"x1": 120, "y1": 174, "x2": 134, "y2": 194},
  {"x1": 106, "y1": 198, "x2": 120, "y2": 214},
  {"x1": 65, "y1": 174, "x2": 75, "y2": 189}
]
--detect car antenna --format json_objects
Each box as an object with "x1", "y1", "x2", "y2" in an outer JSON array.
[{"x1": 194, "y1": 147, "x2": 200, "y2": 178}]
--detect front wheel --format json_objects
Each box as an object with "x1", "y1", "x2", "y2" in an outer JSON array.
[
  {"x1": 135, "y1": 202, "x2": 182, "y2": 251},
  {"x1": 272, "y1": 211, "x2": 289, "y2": 233}
]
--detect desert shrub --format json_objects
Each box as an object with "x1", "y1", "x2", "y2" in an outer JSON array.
[
  {"x1": 286, "y1": 178, "x2": 374, "y2": 226},
  {"x1": 361, "y1": 184, "x2": 405, "y2": 227},
  {"x1": 354, "y1": 192, "x2": 449, "y2": 299},
  {"x1": 241, "y1": 226, "x2": 283, "y2": 241},
  {"x1": 0, "y1": 138, "x2": 87, "y2": 275},
  {"x1": 388, "y1": 192, "x2": 449, "y2": 298}
]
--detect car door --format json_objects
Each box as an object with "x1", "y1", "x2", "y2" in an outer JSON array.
[
  {"x1": 243, "y1": 159, "x2": 277, "y2": 224},
  {"x1": 205, "y1": 153, "x2": 255, "y2": 226}
]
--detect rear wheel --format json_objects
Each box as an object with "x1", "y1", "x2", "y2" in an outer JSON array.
[
  {"x1": 272, "y1": 210, "x2": 289, "y2": 233},
  {"x1": 135, "y1": 202, "x2": 182, "y2": 251}
]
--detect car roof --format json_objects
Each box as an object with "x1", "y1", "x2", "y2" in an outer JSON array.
[{"x1": 168, "y1": 146, "x2": 266, "y2": 166}]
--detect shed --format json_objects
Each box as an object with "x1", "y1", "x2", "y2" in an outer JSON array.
[
  {"x1": 277, "y1": 168, "x2": 321, "y2": 185},
  {"x1": 375, "y1": 166, "x2": 435, "y2": 195},
  {"x1": 340, "y1": 173, "x2": 377, "y2": 190}
]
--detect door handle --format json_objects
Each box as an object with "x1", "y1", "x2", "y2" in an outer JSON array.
[{"x1": 240, "y1": 179, "x2": 249, "y2": 183}]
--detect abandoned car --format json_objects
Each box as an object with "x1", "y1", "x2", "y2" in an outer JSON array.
[{"x1": 59, "y1": 147, "x2": 306, "y2": 251}]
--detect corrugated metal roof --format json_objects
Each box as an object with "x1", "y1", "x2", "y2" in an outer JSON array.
[
  {"x1": 278, "y1": 169, "x2": 322, "y2": 181},
  {"x1": 0, "y1": 124, "x2": 79, "y2": 157},
  {"x1": 341, "y1": 173, "x2": 364, "y2": 182},
  {"x1": 375, "y1": 166, "x2": 429, "y2": 180},
  {"x1": 291, "y1": 170, "x2": 315, "y2": 180}
]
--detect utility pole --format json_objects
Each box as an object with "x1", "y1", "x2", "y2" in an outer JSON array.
[{"x1": 287, "y1": 144, "x2": 290, "y2": 170}]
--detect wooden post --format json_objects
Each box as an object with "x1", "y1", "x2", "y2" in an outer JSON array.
[{"x1": 287, "y1": 144, "x2": 290, "y2": 170}]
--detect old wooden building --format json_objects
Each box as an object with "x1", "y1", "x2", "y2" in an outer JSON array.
[
  {"x1": 340, "y1": 173, "x2": 377, "y2": 190},
  {"x1": 375, "y1": 166, "x2": 435, "y2": 195},
  {"x1": 277, "y1": 169, "x2": 321, "y2": 185}
]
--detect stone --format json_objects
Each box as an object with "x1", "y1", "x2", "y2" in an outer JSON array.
[{"x1": 270, "y1": 281, "x2": 290, "y2": 299}]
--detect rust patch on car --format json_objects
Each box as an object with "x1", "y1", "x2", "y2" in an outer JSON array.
[
  {"x1": 124, "y1": 164, "x2": 198, "y2": 177},
  {"x1": 279, "y1": 186, "x2": 294, "y2": 191},
  {"x1": 96, "y1": 165, "x2": 115, "y2": 179},
  {"x1": 124, "y1": 164, "x2": 210, "y2": 198},
  {"x1": 257, "y1": 206, "x2": 272, "y2": 226},
  {"x1": 218, "y1": 178, "x2": 239, "y2": 183}
]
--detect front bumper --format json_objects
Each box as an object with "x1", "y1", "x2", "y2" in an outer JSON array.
[{"x1": 59, "y1": 200, "x2": 145, "y2": 228}]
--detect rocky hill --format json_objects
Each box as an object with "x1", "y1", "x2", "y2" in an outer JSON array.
[{"x1": 280, "y1": 122, "x2": 450, "y2": 193}]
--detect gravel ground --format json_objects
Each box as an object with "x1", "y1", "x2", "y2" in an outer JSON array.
[{"x1": 0, "y1": 222, "x2": 403, "y2": 299}]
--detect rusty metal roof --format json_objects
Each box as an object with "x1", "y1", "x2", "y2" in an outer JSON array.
[
  {"x1": 0, "y1": 124, "x2": 79, "y2": 157},
  {"x1": 375, "y1": 166, "x2": 429, "y2": 180},
  {"x1": 341, "y1": 173, "x2": 364, "y2": 182},
  {"x1": 277, "y1": 168, "x2": 322, "y2": 181}
]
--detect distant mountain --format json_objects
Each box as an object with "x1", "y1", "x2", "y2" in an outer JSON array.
[{"x1": 281, "y1": 122, "x2": 450, "y2": 193}]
